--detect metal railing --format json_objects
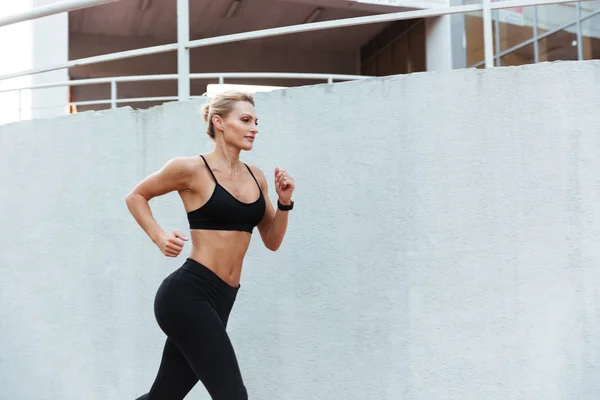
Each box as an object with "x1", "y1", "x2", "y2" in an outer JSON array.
[
  {"x1": 0, "y1": 0, "x2": 590, "y2": 82},
  {"x1": 0, "y1": 0, "x2": 596, "y2": 120},
  {"x1": 0, "y1": 0, "x2": 119, "y2": 28},
  {"x1": 0, "y1": 73, "x2": 371, "y2": 115}
]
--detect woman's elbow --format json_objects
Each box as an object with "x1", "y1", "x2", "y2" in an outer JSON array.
[
  {"x1": 268, "y1": 244, "x2": 280, "y2": 252},
  {"x1": 125, "y1": 191, "x2": 146, "y2": 210},
  {"x1": 125, "y1": 191, "x2": 137, "y2": 206},
  {"x1": 264, "y1": 238, "x2": 281, "y2": 252}
]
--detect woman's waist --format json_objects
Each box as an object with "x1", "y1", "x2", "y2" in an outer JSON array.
[
  {"x1": 174, "y1": 257, "x2": 241, "y2": 298},
  {"x1": 187, "y1": 231, "x2": 248, "y2": 286},
  {"x1": 189, "y1": 229, "x2": 249, "y2": 260}
]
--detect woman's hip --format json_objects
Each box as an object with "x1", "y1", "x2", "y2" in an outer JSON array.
[{"x1": 153, "y1": 258, "x2": 240, "y2": 325}]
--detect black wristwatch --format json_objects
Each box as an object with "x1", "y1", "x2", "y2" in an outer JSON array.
[{"x1": 277, "y1": 199, "x2": 294, "y2": 211}]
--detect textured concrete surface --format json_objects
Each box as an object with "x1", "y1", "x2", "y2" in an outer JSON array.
[{"x1": 1, "y1": 60, "x2": 600, "y2": 399}]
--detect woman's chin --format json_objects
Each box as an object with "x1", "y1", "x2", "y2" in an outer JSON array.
[{"x1": 240, "y1": 140, "x2": 254, "y2": 151}]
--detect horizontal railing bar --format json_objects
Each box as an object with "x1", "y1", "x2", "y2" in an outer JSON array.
[
  {"x1": 0, "y1": 44, "x2": 178, "y2": 83},
  {"x1": 115, "y1": 96, "x2": 179, "y2": 104},
  {"x1": 189, "y1": 72, "x2": 370, "y2": 80},
  {"x1": 0, "y1": 73, "x2": 370, "y2": 94},
  {"x1": 0, "y1": 0, "x2": 120, "y2": 28},
  {"x1": 0, "y1": 75, "x2": 180, "y2": 93},
  {"x1": 186, "y1": 5, "x2": 479, "y2": 50},
  {"x1": 185, "y1": 0, "x2": 585, "y2": 50},
  {"x1": 67, "y1": 100, "x2": 111, "y2": 106},
  {"x1": 68, "y1": 96, "x2": 179, "y2": 107}
]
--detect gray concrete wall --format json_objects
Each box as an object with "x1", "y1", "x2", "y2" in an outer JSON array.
[{"x1": 2, "y1": 60, "x2": 600, "y2": 400}]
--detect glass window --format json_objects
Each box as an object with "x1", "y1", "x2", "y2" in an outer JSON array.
[
  {"x1": 494, "y1": 5, "x2": 536, "y2": 66},
  {"x1": 500, "y1": 43, "x2": 536, "y2": 65},
  {"x1": 536, "y1": 2, "x2": 578, "y2": 62},
  {"x1": 465, "y1": 11, "x2": 488, "y2": 66},
  {"x1": 582, "y1": 0, "x2": 600, "y2": 60}
]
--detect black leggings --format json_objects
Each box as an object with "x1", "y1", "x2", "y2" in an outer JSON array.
[{"x1": 136, "y1": 258, "x2": 247, "y2": 400}]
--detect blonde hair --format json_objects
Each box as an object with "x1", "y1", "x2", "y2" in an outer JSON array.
[{"x1": 201, "y1": 90, "x2": 255, "y2": 139}]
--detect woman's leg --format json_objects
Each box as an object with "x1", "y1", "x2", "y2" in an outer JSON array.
[
  {"x1": 135, "y1": 338, "x2": 199, "y2": 400},
  {"x1": 138, "y1": 304, "x2": 247, "y2": 400},
  {"x1": 144, "y1": 259, "x2": 247, "y2": 400},
  {"x1": 140, "y1": 259, "x2": 247, "y2": 400},
  {"x1": 166, "y1": 298, "x2": 248, "y2": 400}
]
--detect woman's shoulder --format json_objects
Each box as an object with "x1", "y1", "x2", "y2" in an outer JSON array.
[
  {"x1": 160, "y1": 155, "x2": 204, "y2": 176},
  {"x1": 246, "y1": 163, "x2": 268, "y2": 187}
]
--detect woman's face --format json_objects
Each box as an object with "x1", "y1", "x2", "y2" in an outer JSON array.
[{"x1": 215, "y1": 101, "x2": 258, "y2": 151}]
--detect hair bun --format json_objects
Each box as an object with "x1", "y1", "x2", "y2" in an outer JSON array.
[{"x1": 201, "y1": 103, "x2": 210, "y2": 123}]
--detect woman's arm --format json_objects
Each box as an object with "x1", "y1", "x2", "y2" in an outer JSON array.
[
  {"x1": 125, "y1": 157, "x2": 194, "y2": 256},
  {"x1": 254, "y1": 166, "x2": 295, "y2": 252}
]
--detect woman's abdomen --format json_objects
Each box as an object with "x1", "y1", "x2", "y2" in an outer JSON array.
[{"x1": 187, "y1": 229, "x2": 252, "y2": 286}]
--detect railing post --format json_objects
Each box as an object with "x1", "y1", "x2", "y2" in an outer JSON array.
[
  {"x1": 533, "y1": 6, "x2": 539, "y2": 63},
  {"x1": 576, "y1": 2, "x2": 583, "y2": 61},
  {"x1": 328, "y1": 77, "x2": 333, "y2": 84},
  {"x1": 494, "y1": 11, "x2": 501, "y2": 66},
  {"x1": 110, "y1": 80, "x2": 117, "y2": 108},
  {"x1": 177, "y1": 0, "x2": 191, "y2": 101},
  {"x1": 483, "y1": 0, "x2": 494, "y2": 68},
  {"x1": 219, "y1": 76, "x2": 224, "y2": 84}
]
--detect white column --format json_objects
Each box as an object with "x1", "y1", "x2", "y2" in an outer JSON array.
[
  {"x1": 0, "y1": 2, "x2": 34, "y2": 125},
  {"x1": 31, "y1": 0, "x2": 69, "y2": 119},
  {"x1": 426, "y1": 16, "x2": 454, "y2": 71},
  {"x1": 0, "y1": 0, "x2": 69, "y2": 125},
  {"x1": 482, "y1": 0, "x2": 494, "y2": 67},
  {"x1": 177, "y1": 0, "x2": 190, "y2": 101}
]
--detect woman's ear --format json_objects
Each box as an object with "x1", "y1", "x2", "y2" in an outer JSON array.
[{"x1": 212, "y1": 114, "x2": 224, "y2": 133}]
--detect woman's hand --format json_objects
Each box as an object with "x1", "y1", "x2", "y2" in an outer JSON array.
[
  {"x1": 156, "y1": 231, "x2": 189, "y2": 257},
  {"x1": 275, "y1": 167, "x2": 295, "y2": 205}
]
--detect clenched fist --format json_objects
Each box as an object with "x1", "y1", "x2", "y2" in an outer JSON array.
[
  {"x1": 157, "y1": 231, "x2": 189, "y2": 257},
  {"x1": 275, "y1": 167, "x2": 295, "y2": 205}
]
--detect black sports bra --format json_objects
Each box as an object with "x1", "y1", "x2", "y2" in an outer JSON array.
[{"x1": 187, "y1": 155, "x2": 266, "y2": 233}]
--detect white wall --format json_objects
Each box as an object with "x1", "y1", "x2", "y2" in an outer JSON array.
[
  {"x1": 2, "y1": 60, "x2": 600, "y2": 400},
  {"x1": 0, "y1": 0, "x2": 69, "y2": 125}
]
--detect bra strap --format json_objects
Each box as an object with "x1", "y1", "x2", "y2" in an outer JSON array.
[
  {"x1": 200, "y1": 155, "x2": 218, "y2": 183},
  {"x1": 245, "y1": 164, "x2": 262, "y2": 190}
]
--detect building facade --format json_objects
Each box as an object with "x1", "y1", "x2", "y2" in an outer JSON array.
[{"x1": 0, "y1": 0, "x2": 599, "y2": 125}]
